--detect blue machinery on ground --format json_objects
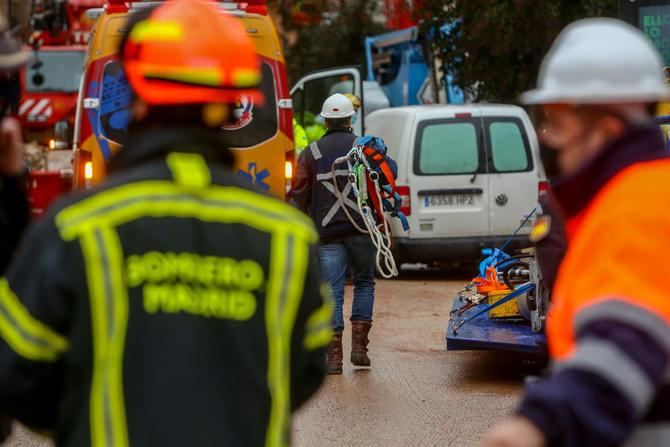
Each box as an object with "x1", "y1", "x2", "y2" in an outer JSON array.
[
  {"x1": 447, "y1": 276, "x2": 547, "y2": 354},
  {"x1": 446, "y1": 214, "x2": 548, "y2": 355}
]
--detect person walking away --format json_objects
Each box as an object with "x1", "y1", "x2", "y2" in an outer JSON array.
[
  {"x1": 292, "y1": 93, "x2": 397, "y2": 375},
  {"x1": 0, "y1": 2, "x2": 331, "y2": 446},
  {"x1": 482, "y1": 18, "x2": 670, "y2": 447}
]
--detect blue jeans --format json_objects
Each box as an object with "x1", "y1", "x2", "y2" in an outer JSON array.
[{"x1": 319, "y1": 235, "x2": 376, "y2": 333}]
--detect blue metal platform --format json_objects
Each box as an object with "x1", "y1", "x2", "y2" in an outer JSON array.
[{"x1": 446, "y1": 298, "x2": 546, "y2": 354}]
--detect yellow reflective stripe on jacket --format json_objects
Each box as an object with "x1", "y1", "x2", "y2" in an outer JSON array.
[
  {"x1": 56, "y1": 182, "x2": 315, "y2": 241},
  {"x1": 60, "y1": 197, "x2": 315, "y2": 245},
  {"x1": 166, "y1": 152, "x2": 211, "y2": 188},
  {"x1": 304, "y1": 299, "x2": 333, "y2": 351},
  {"x1": 56, "y1": 181, "x2": 313, "y2": 228},
  {"x1": 265, "y1": 231, "x2": 310, "y2": 447},
  {"x1": 55, "y1": 177, "x2": 317, "y2": 447},
  {"x1": 81, "y1": 227, "x2": 129, "y2": 447},
  {"x1": 0, "y1": 278, "x2": 68, "y2": 361}
]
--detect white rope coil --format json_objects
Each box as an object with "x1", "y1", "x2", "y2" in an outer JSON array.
[{"x1": 331, "y1": 146, "x2": 399, "y2": 278}]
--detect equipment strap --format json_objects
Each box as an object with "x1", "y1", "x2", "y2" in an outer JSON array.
[{"x1": 362, "y1": 146, "x2": 396, "y2": 193}]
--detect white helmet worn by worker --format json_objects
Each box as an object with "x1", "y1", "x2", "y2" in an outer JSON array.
[
  {"x1": 521, "y1": 18, "x2": 670, "y2": 104},
  {"x1": 320, "y1": 93, "x2": 356, "y2": 118}
]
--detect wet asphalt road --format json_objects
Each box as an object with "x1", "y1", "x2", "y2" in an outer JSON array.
[
  {"x1": 293, "y1": 269, "x2": 543, "y2": 446},
  {"x1": 7, "y1": 269, "x2": 542, "y2": 447}
]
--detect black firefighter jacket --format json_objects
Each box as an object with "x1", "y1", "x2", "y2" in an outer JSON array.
[{"x1": 0, "y1": 128, "x2": 331, "y2": 447}]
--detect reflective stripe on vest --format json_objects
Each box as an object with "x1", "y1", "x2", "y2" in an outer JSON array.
[
  {"x1": 574, "y1": 300, "x2": 670, "y2": 354},
  {"x1": 624, "y1": 424, "x2": 670, "y2": 446},
  {"x1": 309, "y1": 142, "x2": 322, "y2": 160},
  {"x1": 552, "y1": 337, "x2": 655, "y2": 415}
]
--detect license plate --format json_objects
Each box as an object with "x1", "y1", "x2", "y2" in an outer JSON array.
[{"x1": 423, "y1": 194, "x2": 475, "y2": 207}]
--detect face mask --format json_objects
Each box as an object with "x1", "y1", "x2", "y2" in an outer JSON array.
[
  {"x1": 539, "y1": 143, "x2": 561, "y2": 180},
  {"x1": 351, "y1": 114, "x2": 357, "y2": 125}
]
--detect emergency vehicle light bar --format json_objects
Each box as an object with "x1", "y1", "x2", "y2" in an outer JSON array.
[
  {"x1": 85, "y1": 0, "x2": 247, "y2": 20},
  {"x1": 88, "y1": 1, "x2": 266, "y2": 18},
  {"x1": 128, "y1": 2, "x2": 244, "y2": 12}
]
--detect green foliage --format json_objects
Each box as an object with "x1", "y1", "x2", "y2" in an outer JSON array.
[
  {"x1": 421, "y1": 0, "x2": 618, "y2": 102},
  {"x1": 277, "y1": 0, "x2": 386, "y2": 83}
]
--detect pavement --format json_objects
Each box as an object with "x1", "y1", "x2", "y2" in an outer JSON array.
[
  {"x1": 6, "y1": 269, "x2": 542, "y2": 447},
  {"x1": 293, "y1": 269, "x2": 543, "y2": 446}
]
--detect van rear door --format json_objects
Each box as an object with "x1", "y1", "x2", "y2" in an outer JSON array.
[
  {"x1": 291, "y1": 67, "x2": 364, "y2": 137},
  {"x1": 482, "y1": 113, "x2": 538, "y2": 237},
  {"x1": 408, "y1": 110, "x2": 490, "y2": 239}
]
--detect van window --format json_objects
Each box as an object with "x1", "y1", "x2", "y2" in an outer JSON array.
[
  {"x1": 293, "y1": 71, "x2": 356, "y2": 144},
  {"x1": 223, "y1": 62, "x2": 278, "y2": 147},
  {"x1": 99, "y1": 60, "x2": 132, "y2": 146},
  {"x1": 415, "y1": 121, "x2": 480, "y2": 175},
  {"x1": 488, "y1": 120, "x2": 531, "y2": 173},
  {"x1": 97, "y1": 61, "x2": 278, "y2": 148}
]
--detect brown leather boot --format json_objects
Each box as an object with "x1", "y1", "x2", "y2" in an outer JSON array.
[
  {"x1": 350, "y1": 320, "x2": 372, "y2": 366},
  {"x1": 326, "y1": 332, "x2": 343, "y2": 374}
]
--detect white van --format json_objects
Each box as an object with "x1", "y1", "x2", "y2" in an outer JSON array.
[{"x1": 365, "y1": 104, "x2": 545, "y2": 264}]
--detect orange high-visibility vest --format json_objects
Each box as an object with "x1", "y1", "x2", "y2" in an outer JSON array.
[{"x1": 549, "y1": 158, "x2": 670, "y2": 360}]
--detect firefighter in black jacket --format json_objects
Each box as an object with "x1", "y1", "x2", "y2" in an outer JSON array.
[{"x1": 0, "y1": 2, "x2": 330, "y2": 446}]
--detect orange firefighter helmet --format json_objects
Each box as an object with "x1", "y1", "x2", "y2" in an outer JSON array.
[{"x1": 121, "y1": 0, "x2": 263, "y2": 106}]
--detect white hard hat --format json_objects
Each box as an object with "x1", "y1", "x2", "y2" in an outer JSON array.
[
  {"x1": 521, "y1": 18, "x2": 670, "y2": 104},
  {"x1": 320, "y1": 93, "x2": 356, "y2": 118}
]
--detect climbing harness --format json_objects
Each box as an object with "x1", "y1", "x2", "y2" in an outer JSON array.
[{"x1": 331, "y1": 136, "x2": 409, "y2": 278}]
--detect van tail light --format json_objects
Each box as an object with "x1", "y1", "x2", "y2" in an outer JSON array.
[
  {"x1": 454, "y1": 113, "x2": 472, "y2": 119},
  {"x1": 538, "y1": 180, "x2": 549, "y2": 196},
  {"x1": 243, "y1": 0, "x2": 268, "y2": 14},
  {"x1": 285, "y1": 160, "x2": 293, "y2": 180},
  {"x1": 106, "y1": 0, "x2": 129, "y2": 13},
  {"x1": 285, "y1": 149, "x2": 296, "y2": 199},
  {"x1": 85, "y1": 162, "x2": 93, "y2": 182},
  {"x1": 396, "y1": 185, "x2": 411, "y2": 216},
  {"x1": 74, "y1": 149, "x2": 92, "y2": 188}
]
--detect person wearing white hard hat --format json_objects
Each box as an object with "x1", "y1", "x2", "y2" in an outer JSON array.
[
  {"x1": 482, "y1": 18, "x2": 670, "y2": 447},
  {"x1": 293, "y1": 93, "x2": 396, "y2": 375}
]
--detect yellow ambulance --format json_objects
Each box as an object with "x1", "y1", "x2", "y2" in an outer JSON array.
[{"x1": 73, "y1": 0, "x2": 295, "y2": 198}]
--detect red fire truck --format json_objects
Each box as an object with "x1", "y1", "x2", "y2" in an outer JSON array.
[{"x1": 20, "y1": 0, "x2": 104, "y2": 216}]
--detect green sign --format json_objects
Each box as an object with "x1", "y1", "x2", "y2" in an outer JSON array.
[{"x1": 641, "y1": 5, "x2": 670, "y2": 66}]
